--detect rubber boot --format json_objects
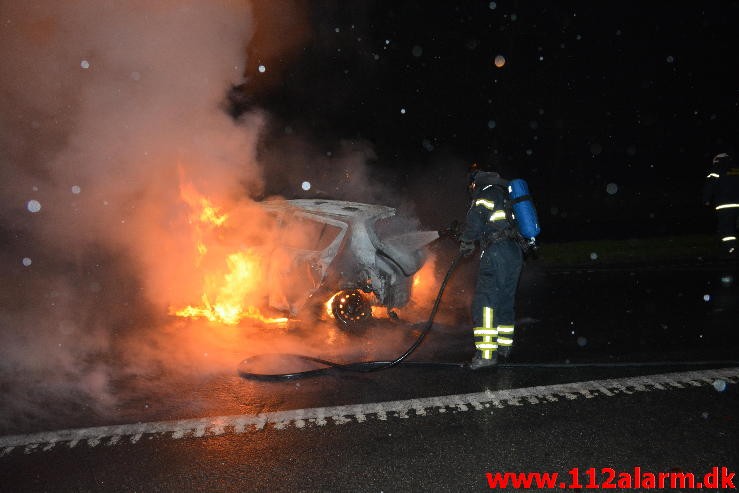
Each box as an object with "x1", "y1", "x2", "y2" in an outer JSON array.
[
  {"x1": 468, "y1": 350, "x2": 498, "y2": 370},
  {"x1": 497, "y1": 345, "x2": 513, "y2": 360}
]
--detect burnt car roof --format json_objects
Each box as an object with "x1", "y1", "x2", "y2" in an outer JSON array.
[{"x1": 261, "y1": 199, "x2": 396, "y2": 220}]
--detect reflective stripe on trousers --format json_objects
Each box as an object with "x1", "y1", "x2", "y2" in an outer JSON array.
[
  {"x1": 473, "y1": 306, "x2": 496, "y2": 359},
  {"x1": 496, "y1": 324, "x2": 515, "y2": 347}
]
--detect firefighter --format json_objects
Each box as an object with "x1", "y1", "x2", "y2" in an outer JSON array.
[
  {"x1": 703, "y1": 152, "x2": 739, "y2": 257},
  {"x1": 459, "y1": 169, "x2": 524, "y2": 369}
]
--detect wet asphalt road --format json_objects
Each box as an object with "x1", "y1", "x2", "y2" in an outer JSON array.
[{"x1": 1, "y1": 258, "x2": 738, "y2": 492}]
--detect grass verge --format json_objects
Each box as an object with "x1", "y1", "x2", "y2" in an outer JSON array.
[{"x1": 535, "y1": 234, "x2": 725, "y2": 267}]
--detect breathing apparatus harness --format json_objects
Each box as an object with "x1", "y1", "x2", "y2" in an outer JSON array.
[
  {"x1": 468, "y1": 168, "x2": 540, "y2": 255},
  {"x1": 477, "y1": 184, "x2": 532, "y2": 254}
]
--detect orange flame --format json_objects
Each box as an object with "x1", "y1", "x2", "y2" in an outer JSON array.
[
  {"x1": 178, "y1": 182, "x2": 229, "y2": 262},
  {"x1": 171, "y1": 183, "x2": 287, "y2": 326},
  {"x1": 325, "y1": 292, "x2": 340, "y2": 319}
]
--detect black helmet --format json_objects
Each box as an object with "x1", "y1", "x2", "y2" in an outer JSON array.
[
  {"x1": 474, "y1": 171, "x2": 504, "y2": 187},
  {"x1": 468, "y1": 165, "x2": 507, "y2": 198}
]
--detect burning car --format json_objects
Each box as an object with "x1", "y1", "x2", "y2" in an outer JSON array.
[
  {"x1": 258, "y1": 199, "x2": 439, "y2": 327},
  {"x1": 173, "y1": 192, "x2": 439, "y2": 329}
]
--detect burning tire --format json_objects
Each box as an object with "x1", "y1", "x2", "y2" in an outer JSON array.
[{"x1": 330, "y1": 289, "x2": 372, "y2": 328}]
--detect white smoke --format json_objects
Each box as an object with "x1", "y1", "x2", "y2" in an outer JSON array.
[{"x1": 0, "y1": 0, "x2": 263, "y2": 433}]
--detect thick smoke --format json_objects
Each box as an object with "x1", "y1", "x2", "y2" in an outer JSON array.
[
  {"x1": 0, "y1": 0, "x2": 269, "y2": 432},
  {"x1": 0, "y1": 1, "x2": 455, "y2": 434}
]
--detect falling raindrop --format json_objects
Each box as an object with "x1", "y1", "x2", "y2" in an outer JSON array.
[
  {"x1": 666, "y1": 55, "x2": 675, "y2": 64},
  {"x1": 71, "y1": 185, "x2": 81, "y2": 194},
  {"x1": 80, "y1": 60, "x2": 90, "y2": 69},
  {"x1": 577, "y1": 336, "x2": 588, "y2": 347},
  {"x1": 590, "y1": 252, "x2": 598, "y2": 260},
  {"x1": 606, "y1": 183, "x2": 618, "y2": 195},
  {"x1": 27, "y1": 200, "x2": 42, "y2": 213},
  {"x1": 487, "y1": 119, "x2": 497, "y2": 129},
  {"x1": 400, "y1": 108, "x2": 406, "y2": 114},
  {"x1": 712, "y1": 379, "x2": 726, "y2": 392},
  {"x1": 488, "y1": 1, "x2": 497, "y2": 9},
  {"x1": 412, "y1": 45, "x2": 423, "y2": 57},
  {"x1": 703, "y1": 294, "x2": 710, "y2": 302},
  {"x1": 494, "y1": 55, "x2": 506, "y2": 68},
  {"x1": 301, "y1": 181, "x2": 311, "y2": 191},
  {"x1": 258, "y1": 65, "x2": 266, "y2": 73},
  {"x1": 22, "y1": 257, "x2": 32, "y2": 267}
]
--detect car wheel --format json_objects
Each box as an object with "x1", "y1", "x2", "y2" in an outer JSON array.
[{"x1": 331, "y1": 289, "x2": 372, "y2": 329}]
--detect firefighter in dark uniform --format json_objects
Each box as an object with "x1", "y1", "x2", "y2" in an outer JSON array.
[
  {"x1": 703, "y1": 152, "x2": 739, "y2": 257},
  {"x1": 459, "y1": 170, "x2": 523, "y2": 369}
]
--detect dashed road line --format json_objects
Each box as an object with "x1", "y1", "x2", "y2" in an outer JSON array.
[{"x1": 1, "y1": 367, "x2": 736, "y2": 457}]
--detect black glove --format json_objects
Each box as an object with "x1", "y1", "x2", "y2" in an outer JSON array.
[{"x1": 459, "y1": 240, "x2": 475, "y2": 257}]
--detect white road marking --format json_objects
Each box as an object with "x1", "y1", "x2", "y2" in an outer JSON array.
[{"x1": 1, "y1": 367, "x2": 736, "y2": 457}]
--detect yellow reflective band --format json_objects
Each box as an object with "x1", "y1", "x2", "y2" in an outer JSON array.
[
  {"x1": 476, "y1": 342, "x2": 498, "y2": 350},
  {"x1": 474, "y1": 199, "x2": 496, "y2": 210},
  {"x1": 489, "y1": 210, "x2": 507, "y2": 222},
  {"x1": 497, "y1": 336, "x2": 513, "y2": 346},
  {"x1": 721, "y1": 236, "x2": 737, "y2": 242},
  {"x1": 706, "y1": 173, "x2": 720, "y2": 179},
  {"x1": 716, "y1": 203, "x2": 739, "y2": 210},
  {"x1": 483, "y1": 307, "x2": 493, "y2": 329},
  {"x1": 482, "y1": 350, "x2": 493, "y2": 359},
  {"x1": 474, "y1": 328, "x2": 498, "y2": 336},
  {"x1": 496, "y1": 325, "x2": 515, "y2": 334}
]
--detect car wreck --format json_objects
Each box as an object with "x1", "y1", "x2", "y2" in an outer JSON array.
[{"x1": 259, "y1": 199, "x2": 439, "y2": 327}]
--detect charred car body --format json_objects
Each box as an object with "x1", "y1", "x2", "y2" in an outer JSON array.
[{"x1": 259, "y1": 199, "x2": 439, "y2": 327}]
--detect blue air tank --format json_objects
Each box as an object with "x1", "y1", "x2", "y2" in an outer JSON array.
[{"x1": 508, "y1": 179, "x2": 540, "y2": 240}]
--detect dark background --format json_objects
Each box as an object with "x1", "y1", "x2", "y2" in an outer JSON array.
[{"x1": 238, "y1": 1, "x2": 738, "y2": 241}]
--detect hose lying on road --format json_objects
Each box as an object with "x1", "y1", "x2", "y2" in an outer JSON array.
[
  {"x1": 238, "y1": 251, "x2": 739, "y2": 381},
  {"x1": 239, "y1": 251, "x2": 464, "y2": 380}
]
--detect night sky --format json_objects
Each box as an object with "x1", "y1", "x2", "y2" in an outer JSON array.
[{"x1": 242, "y1": 1, "x2": 738, "y2": 241}]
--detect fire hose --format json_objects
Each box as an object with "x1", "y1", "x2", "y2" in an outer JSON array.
[
  {"x1": 237, "y1": 250, "x2": 739, "y2": 381},
  {"x1": 238, "y1": 250, "x2": 465, "y2": 380}
]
